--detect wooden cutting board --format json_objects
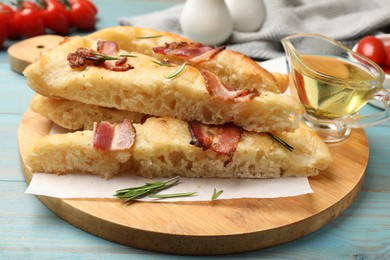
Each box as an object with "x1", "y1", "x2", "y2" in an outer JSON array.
[
  {"x1": 18, "y1": 108, "x2": 369, "y2": 255},
  {"x1": 8, "y1": 35, "x2": 64, "y2": 74}
]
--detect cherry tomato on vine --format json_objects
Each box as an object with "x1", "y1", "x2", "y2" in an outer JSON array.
[
  {"x1": 70, "y1": 0, "x2": 97, "y2": 14},
  {"x1": 383, "y1": 45, "x2": 390, "y2": 69},
  {"x1": 69, "y1": 0, "x2": 96, "y2": 31},
  {"x1": 356, "y1": 36, "x2": 386, "y2": 65},
  {"x1": 0, "y1": 15, "x2": 7, "y2": 47},
  {"x1": 14, "y1": 4, "x2": 45, "y2": 38},
  {"x1": 17, "y1": 1, "x2": 40, "y2": 11},
  {"x1": 40, "y1": 0, "x2": 70, "y2": 35},
  {"x1": 0, "y1": 3, "x2": 20, "y2": 39}
]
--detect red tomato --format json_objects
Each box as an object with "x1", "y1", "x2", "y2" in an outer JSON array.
[
  {"x1": 17, "y1": 1, "x2": 40, "y2": 11},
  {"x1": 70, "y1": 0, "x2": 97, "y2": 14},
  {"x1": 14, "y1": 6, "x2": 45, "y2": 38},
  {"x1": 382, "y1": 66, "x2": 390, "y2": 75},
  {"x1": 356, "y1": 36, "x2": 386, "y2": 65},
  {"x1": 40, "y1": 0, "x2": 70, "y2": 35},
  {"x1": 0, "y1": 3, "x2": 20, "y2": 39},
  {"x1": 69, "y1": 0, "x2": 96, "y2": 31},
  {"x1": 0, "y1": 15, "x2": 7, "y2": 47},
  {"x1": 383, "y1": 45, "x2": 390, "y2": 69}
]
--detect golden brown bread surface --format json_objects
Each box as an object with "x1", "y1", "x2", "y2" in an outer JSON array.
[
  {"x1": 26, "y1": 130, "x2": 133, "y2": 179},
  {"x1": 23, "y1": 36, "x2": 303, "y2": 133},
  {"x1": 88, "y1": 26, "x2": 285, "y2": 93},
  {"x1": 26, "y1": 117, "x2": 332, "y2": 179},
  {"x1": 30, "y1": 95, "x2": 146, "y2": 130}
]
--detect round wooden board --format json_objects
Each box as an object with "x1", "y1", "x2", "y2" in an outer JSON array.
[
  {"x1": 8, "y1": 35, "x2": 64, "y2": 74},
  {"x1": 18, "y1": 108, "x2": 369, "y2": 255}
]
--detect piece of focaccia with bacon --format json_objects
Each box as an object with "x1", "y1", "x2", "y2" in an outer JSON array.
[
  {"x1": 30, "y1": 94, "x2": 146, "y2": 130},
  {"x1": 24, "y1": 36, "x2": 303, "y2": 133},
  {"x1": 26, "y1": 117, "x2": 332, "y2": 179},
  {"x1": 88, "y1": 26, "x2": 289, "y2": 93}
]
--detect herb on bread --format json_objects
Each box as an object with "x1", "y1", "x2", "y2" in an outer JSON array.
[
  {"x1": 166, "y1": 62, "x2": 187, "y2": 79},
  {"x1": 136, "y1": 35, "x2": 163, "y2": 39},
  {"x1": 267, "y1": 133, "x2": 294, "y2": 152}
]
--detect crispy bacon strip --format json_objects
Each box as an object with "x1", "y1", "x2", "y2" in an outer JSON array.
[
  {"x1": 93, "y1": 119, "x2": 136, "y2": 151},
  {"x1": 67, "y1": 40, "x2": 133, "y2": 71},
  {"x1": 188, "y1": 121, "x2": 242, "y2": 166},
  {"x1": 97, "y1": 40, "x2": 118, "y2": 56},
  {"x1": 201, "y1": 70, "x2": 258, "y2": 102},
  {"x1": 97, "y1": 40, "x2": 134, "y2": 71},
  {"x1": 67, "y1": 48, "x2": 105, "y2": 68},
  {"x1": 152, "y1": 42, "x2": 225, "y2": 63}
]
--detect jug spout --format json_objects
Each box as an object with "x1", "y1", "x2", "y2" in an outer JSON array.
[
  {"x1": 281, "y1": 37, "x2": 300, "y2": 73},
  {"x1": 280, "y1": 37, "x2": 296, "y2": 61}
]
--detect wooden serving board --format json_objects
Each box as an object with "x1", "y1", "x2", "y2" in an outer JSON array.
[
  {"x1": 8, "y1": 35, "x2": 64, "y2": 74},
  {"x1": 18, "y1": 108, "x2": 369, "y2": 255}
]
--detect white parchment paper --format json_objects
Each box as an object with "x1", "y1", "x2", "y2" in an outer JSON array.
[{"x1": 25, "y1": 172, "x2": 313, "y2": 201}]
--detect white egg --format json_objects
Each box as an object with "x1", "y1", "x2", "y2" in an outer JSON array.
[
  {"x1": 180, "y1": 0, "x2": 233, "y2": 45},
  {"x1": 225, "y1": 0, "x2": 266, "y2": 32}
]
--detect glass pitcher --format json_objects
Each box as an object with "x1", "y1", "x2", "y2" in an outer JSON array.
[{"x1": 282, "y1": 33, "x2": 389, "y2": 143}]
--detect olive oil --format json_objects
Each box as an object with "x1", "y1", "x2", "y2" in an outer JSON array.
[{"x1": 293, "y1": 55, "x2": 379, "y2": 119}]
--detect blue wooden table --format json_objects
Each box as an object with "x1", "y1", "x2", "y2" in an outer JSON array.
[{"x1": 1, "y1": 0, "x2": 389, "y2": 259}]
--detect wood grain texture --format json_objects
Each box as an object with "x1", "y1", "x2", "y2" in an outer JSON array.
[
  {"x1": 8, "y1": 35, "x2": 64, "y2": 74},
  {"x1": 18, "y1": 108, "x2": 369, "y2": 255}
]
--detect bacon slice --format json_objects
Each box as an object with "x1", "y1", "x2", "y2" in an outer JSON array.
[
  {"x1": 97, "y1": 40, "x2": 119, "y2": 56},
  {"x1": 93, "y1": 121, "x2": 115, "y2": 150},
  {"x1": 67, "y1": 47, "x2": 105, "y2": 68},
  {"x1": 188, "y1": 121, "x2": 242, "y2": 166},
  {"x1": 93, "y1": 119, "x2": 136, "y2": 151},
  {"x1": 201, "y1": 70, "x2": 258, "y2": 102},
  {"x1": 67, "y1": 40, "x2": 133, "y2": 71},
  {"x1": 153, "y1": 42, "x2": 225, "y2": 63}
]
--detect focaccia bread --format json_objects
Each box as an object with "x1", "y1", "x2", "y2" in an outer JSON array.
[
  {"x1": 88, "y1": 26, "x2": 288, "y2": 93},
  {"x1": 26, "y1": 117, "x2": 332, "y2": 179},
  {"x1": 23, "y1": 36, "x2": 303, "y2": 133},
  {"x1": 26, "y1": 130, "x2": 133, "y2": 179},
  {"x1": 30, "y1": 94, "x2": 146, "y2": 130}
]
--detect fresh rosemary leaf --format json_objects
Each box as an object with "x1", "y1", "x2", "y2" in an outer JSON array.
[
  {"x1": 89, "y1": 52, "x2": 136, "y2": 60},
  {"x1": 267, "y1": 132, "x2": 294, "y2": 152},
  {"x1": 152, "y1": 60, "x2": 171, "y2": 66},
  {"x1": 166, "y1": 62, "x2": 187, "y2": 79},
  {"x1": 211, "y1": 188, "x2": 223, "y2": 200},
  {"x1": 89, "y1": 51, "x2": 121, "y2": 61},
  {"x1": 119, "y1": 54, "x2": 137, "y2": 58},
  {"x1": 149, "y1": 192, "x2": 198, "y2": 199},
  {"x1": 114, "y1": 176, "x2": 196, "y2": 202},
  {"x1": 136, "y1": 35, "x2": 163, "y2": 39}
]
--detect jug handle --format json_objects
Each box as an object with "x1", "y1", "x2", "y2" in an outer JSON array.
[{"x1": 346, "y1": 89, "x2": 390, "y2": 128}]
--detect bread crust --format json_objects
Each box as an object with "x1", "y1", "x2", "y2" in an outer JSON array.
[
  {"x1": 24, "y1": 36, "x2": 303, "y2": 133},
  {"x1": 26, "y1": 117, "x2": 332, "y2": 179},
  {"x1": 88, "y1": 26, "x2": 285, "y2": 93},
  {"x1": 30, "y1": 94, "x2": 146, "y2": 130}
]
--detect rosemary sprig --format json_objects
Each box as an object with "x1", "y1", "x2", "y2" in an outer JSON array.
[
  {"x1": 166, "y1": 62, "x2": 187, "y2": 79},
  {"x1": 136, "y1": 35, "x2": 163, "y2": 39},
  {"x1": 267, "y1": 132, "x2": 294, "y2": 152},
  {"x1": 90, "y1": 51, "x2": 137, "y2": 60},
  {"x1": 149, "y1": 192, "x2": 198, "y2": 199},
  {"x1": 211, "y1": 188, "x2": 223, "y2": 200},
  {"x1": 119, "y1": 54, "x2": 138, "y2": 58},
  {"x1": 114, "y1": 176, "x2": 196, "y2": 202},
  {"x1": 152, "y1": 60, "x2": 171, "y2": 67}
]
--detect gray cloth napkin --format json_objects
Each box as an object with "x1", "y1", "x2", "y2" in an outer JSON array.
[{"x1": 119, "y1": 0, "x2": 390, "y2": 60}]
